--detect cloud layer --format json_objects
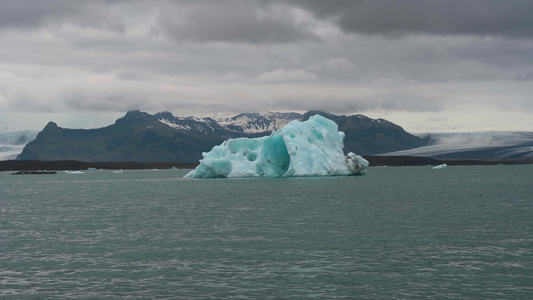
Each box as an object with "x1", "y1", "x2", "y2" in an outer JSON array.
[{"x1": 1, "y1": 0, "x2": 532, "y2": 131}]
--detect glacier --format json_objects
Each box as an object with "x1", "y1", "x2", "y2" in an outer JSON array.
[
  {"x1": 0, "y1": 130, "x2": 39, "y2": 160},
  {"x1": 185, "y1": 115, "x2": 368, "y2": 178}
]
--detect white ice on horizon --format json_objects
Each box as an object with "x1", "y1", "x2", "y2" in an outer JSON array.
[
  {"x1": 432, "y1": 164, "x2": 447, "y2": 170},
  {"x1": 64, "y1": 170, "x2": 85, "y2": 174},
  {"x1": 383, "y1": 132, "x2": 533, "y2": 158},
  {"x1": 0, "y1": 130, "x2": 39, "y2": 160},
  {"x1": 185, "y1": 115, "x2": 369, "y2": 178}
]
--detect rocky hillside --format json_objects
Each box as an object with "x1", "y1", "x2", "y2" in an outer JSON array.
[
  {"x1": 17, "y1": 110, "x2": 425, "y2": 162},
  {"x1": 302, "y1": 111, "x2": 425, "y2": 154},
  {"x1": 17, "y1": 111, "x2": 225, "y2": 162}
]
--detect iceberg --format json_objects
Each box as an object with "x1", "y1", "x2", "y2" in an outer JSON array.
[
  {"x1": 432, "y1": 164, "x2": 447, "y2": 170},
  {"x1": 185, "y1": 115, "x2": 369, "y2": 178},
  {"x1": 64, "y1": 170, "x2": 85, "y2": 174}
]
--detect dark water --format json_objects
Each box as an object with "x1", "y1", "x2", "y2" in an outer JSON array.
[{"x1": 1, "y1": 166, "x2": 532, "y2": 299}]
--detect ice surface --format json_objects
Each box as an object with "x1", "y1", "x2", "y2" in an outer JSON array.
[
  {"x1": 0, "y1": 130, "x2": 39, "y2": 160},
  {"x1": 432, "y1": 164, "x2": 447, "y2": 170},
  {"x1": 185, "y1": 115, "x2": 368, "y2": 178},
  {"x1": 383, "y1": 132, "x2": 533, "y2": 158}
]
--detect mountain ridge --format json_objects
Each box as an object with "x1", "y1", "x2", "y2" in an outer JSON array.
[
  {"x1": 301, "y1": 111, "x2": 425, "y2": 155},
  {"x1": 12, "y1": 110, "x2": 533, "y2": 162},
  {"x1": 16, "y1": 110, "x2": 423, "y2": 162},
  {"x1": 155, "y1": 111, "x2": 302, "y2": 137}
]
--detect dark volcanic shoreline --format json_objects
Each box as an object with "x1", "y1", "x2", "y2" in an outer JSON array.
[
  {"x1": 0, "y1": 160, "x2": 199, "y2": 172},
  {"x1": 365, "y1": 156, "x2": 533, "y2": 167},
  {"x1": 1, "y1": 156, "x2": 532, "y2": 172}
]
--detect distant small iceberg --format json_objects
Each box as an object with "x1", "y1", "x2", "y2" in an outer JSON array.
[
  {"x1": 432, "y1": 164, "x2": 447, "y2": 170},
  {"x1": 113, "y1": 169, "x2": 124, "y2": 174},
  {"x1": 65, "y1": 170, "x2": 85, "y2": 174}
]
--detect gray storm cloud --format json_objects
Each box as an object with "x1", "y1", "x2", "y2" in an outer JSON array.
[
  {"x1": 286, "y1": 0, "x2": 533, "y2": 38},
  {"x1": 4, "y1": 1, "x2": 533, "y2": 38},
  {"x1": 0, "y1": 0, "x2": 532, "y2": 132},
  {"x1": 153, "y1": 1, "x2": 318, "y2": 43}
]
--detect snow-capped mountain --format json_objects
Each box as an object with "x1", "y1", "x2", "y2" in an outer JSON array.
[
  {"x1": 17, "y1": 110, "x2": 426, "y2": 162},
  {"x1": 156, "y1": 111, "x2": 303, "y2": 137},
  {"x1": 16, "y1": 110, "x2": 531, "y2": 163},
  {"x1": 383, "y1": 132, "x2": 533, "y2": 159},
  {"x1": 212, "y1": 112, "x2": 304, "y2": 134},
  {"x1": 157, "y1": 112, "x2": 226, "y2": 136},
  {"x1": 0, "y1": 130, "x2": 39, "y2": 160}
]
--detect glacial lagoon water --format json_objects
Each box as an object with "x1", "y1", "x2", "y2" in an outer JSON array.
[{"x1": 1, "y1": 165, "x2": 532, "y2": 299}]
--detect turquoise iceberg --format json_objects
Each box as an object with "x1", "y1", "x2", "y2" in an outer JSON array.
[{"x1": 185, "y1": 115, "x2": 368, "y2": 178}]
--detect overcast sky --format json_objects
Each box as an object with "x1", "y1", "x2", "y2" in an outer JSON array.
[{"x1": 1, "y1": 0, "x2": 532, "y2": 132}]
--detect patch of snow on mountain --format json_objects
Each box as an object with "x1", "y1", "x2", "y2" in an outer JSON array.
[
  {"x1": 169, "y1": 112, "x2": 304, "y2": 134},
  {"x1": 158, "y1": 116, "x2": 219, "y2": 134},
  {"x1": 214, "y1": 112, "x2": 302, "y2": 133}
]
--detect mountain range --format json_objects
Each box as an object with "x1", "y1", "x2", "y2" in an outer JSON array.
[
  {"x1": 11, "y1": 110, "x2": 533, "y2": 162},
  {"x1": 16, "y1": 110, "x2": 424, "y2": 162}
]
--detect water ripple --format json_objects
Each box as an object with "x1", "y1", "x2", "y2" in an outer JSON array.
[{"x1": 1, "y1": 167, "x2": 532, "y2": 299}]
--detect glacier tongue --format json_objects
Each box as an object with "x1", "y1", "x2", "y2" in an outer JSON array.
[{"x1": 185, "y1": 115, "x2": 368, "y2": 178}]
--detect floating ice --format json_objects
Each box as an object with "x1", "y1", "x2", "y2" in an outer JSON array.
[
  {"x1": 185, "y1": 115, "x2": 368, "y2": 178},
  {"x1": 432, "y1": 164, "x2": 447, "y2": 170},
  {"x1": 64, "y1": 170, "x2": 85, "y2": 174}
]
